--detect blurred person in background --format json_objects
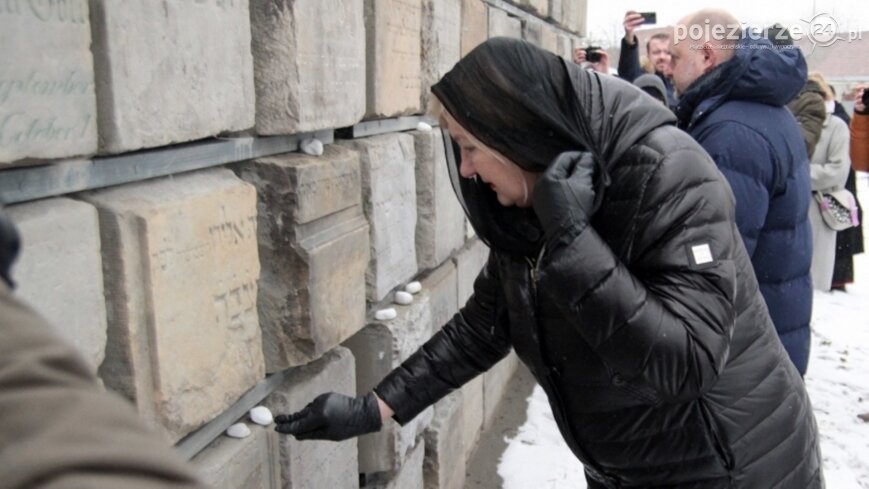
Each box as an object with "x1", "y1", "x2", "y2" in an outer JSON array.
[
  {"x1": 805, "y1": 73, "x2": 852, "y2": 291},
  {"x1": 829, "y1": 85, "x2": 864, "y2": 291},
  {"x1": 618, "y1": 10, "x2": 677, "y2": 107}
]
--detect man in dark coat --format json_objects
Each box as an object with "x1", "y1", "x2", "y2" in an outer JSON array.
[
  {"x1": 670, "y1": 9, "x2": 815, "y2": 376},
  {"x1": 276, "y1": 37, "x2": 822, "y2": 488}
]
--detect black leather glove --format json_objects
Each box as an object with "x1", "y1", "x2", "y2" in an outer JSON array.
[
  {"x1": 274, "y1": 392, "x2": 382, "y2": 441},
  {"x1": 532, "y1": 151, "x2": 597, "y2": 247}
]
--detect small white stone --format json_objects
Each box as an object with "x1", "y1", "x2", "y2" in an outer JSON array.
[
  {"x1": 404, "y1": 281, "x2": 422, "y2": 294},
  {"x1": 417, "y1": 121, "x2": 433, "y2": 132},
  {"x1": 226, "y1": 422, "x2": 251, "y2": 439},
  {"x1": 394, "y1": 291, "x2": 413, "y2": 305},
  {"x1": 375, "y1": 308, "x2": 397, "y2": 321},
  {"x1": 249, "y1": 406, "x2": 274, "y2": 426},
  {"x1": 300, "y1": 138, "x2": 324, "y2": 156}
]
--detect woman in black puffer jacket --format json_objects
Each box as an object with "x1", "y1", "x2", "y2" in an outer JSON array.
[{"x1": 276, "y1": 38, "x2": 823, "y2": 488}]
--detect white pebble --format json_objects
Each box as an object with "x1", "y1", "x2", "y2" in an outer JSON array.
[
  {"x1": 226, "y1": 423, "x2": 251, "y2": 439},
  {"x1": 300, "y1": 138, "x2": 324, "y2": 156},
  {"x1": 417, "y1": 121, "x2": 433, "y2": 132},
  {"x1": 375, "y1": 308, "x2": 397, "y2": 321},
  {"x1": 404, "y1": 281, "x2": 422, "y2": 294},
  {"x1": 249, "y1": 406, "x2": 274, "y2": 426},
  {"x1": 394, "y1": 291, "x2": 413, "y2": 305}
]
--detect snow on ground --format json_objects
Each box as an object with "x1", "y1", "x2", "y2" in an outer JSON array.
[{"x1": 499, "y1": 175, "x2": 869, "y2": 488}]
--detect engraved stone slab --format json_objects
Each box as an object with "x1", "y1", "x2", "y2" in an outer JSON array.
[
  {"x1": 235, "y1": 145, "x2": 369, "y2": 371},
  {"x1": 460, "y1": 375, "x2": 484, "y2": 459},
  {"x1": 517, "y1": 0, "x2": 548, "y2": 18},
  {"x1": 263, "y1": 347, "x2": 359, "y2": 489},
  {"x1": 460, "y1": 0, "x2": 488, "y2": 56},
  {"x1": 192, "y1": 425, "x2": 280, "y2": 489},
  {"x1": 483, "y1": 351, "x2": 519, "y2": 429},
  {"x1": 419, "y1": 261, "x2": 458, "y2": 332},
  {"x1": 89, "y1": 1, "x2": 255, "y2": 154},
  {"x1": 412, "y1": 128, "x2": 465, "y2": 270},
  {"x1": 487, "y1": 7, "x2": 522, "y2": 39},
  {"x1": 343, "y1": 294, "x2": 434, "y2": 473},
  {"x1": 0, "y1": 1, "x2": 97, "y2": 164},
  {"x1": 421, "y1": 0, "x2": 461, "y2": 112},
  {"x1": 6, "y1": 198, "x2": 106, "y2": 371},
  {"x1": 423, "y1": 392, "x2": 466, "y2": 489},
  {"x1": 250, "y1": 0, "x2": 365, "y2": 135},
  {"x1": 337, "y1": 135, "x2": 418, "y2": 302},
  {"x1": 80, "y1": 169, "x2": 265, "y2": 442},
  {"x1": 453, "y1": 238, "x2": 490, "y2": 305},
  {"x1": 561, "y1": 0, "x2": 586, "y2": 36},
  {"x1": 372, "y1": 441, "x2": 425, "y2": 489},
  {"x1": 365, "y1": 0, "x2": 423, "y2": 118}
]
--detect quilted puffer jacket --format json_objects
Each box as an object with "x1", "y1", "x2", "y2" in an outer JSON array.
[{"x1": 375, "y1": 38, "x2": 822, "y2": 488}]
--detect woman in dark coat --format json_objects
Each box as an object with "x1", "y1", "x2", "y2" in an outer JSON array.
[{"x1": 276, "y1": 38, "x2": 823, "y2": 488}]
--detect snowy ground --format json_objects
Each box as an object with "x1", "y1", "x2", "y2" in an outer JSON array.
[{"x1": 498, "y1": 175, "x2": 869, "y2": 489}]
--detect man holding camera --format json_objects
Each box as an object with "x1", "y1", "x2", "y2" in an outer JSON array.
[
  {"x1": 572, "y1": 45, "x2": 610, "y2": 74},
  {"x1": 617, "y1": 11, "x2": 677, "y2": 107}
]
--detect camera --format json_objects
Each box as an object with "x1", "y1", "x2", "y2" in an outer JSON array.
[
  {"x1": 862, "y1": 88, "x2": 869, "y2": 108},
  {"x1": 638, "y1": 11, "x2": 657, "y2": 25},
  {"x1": 585, "y1": 46, "x2": 603, "y2": 63}
]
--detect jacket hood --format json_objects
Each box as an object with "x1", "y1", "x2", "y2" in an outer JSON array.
[
  {"x1": 432, "y1": 37, "x2": 676, "y2": 256},
  {"x1": 675, "y1": 39, "x2": 808, "y2": 128},
  {"x1": 634, "y1": 74, "x2": 668, "y2": 103}
]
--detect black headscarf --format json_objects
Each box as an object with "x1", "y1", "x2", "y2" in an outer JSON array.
[{"x1": 431, "y1": 37, "x2": 676, "y2": 257}]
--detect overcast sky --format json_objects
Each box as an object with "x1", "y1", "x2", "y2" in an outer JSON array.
[{"x1": 586, "y1": 0, "x2": 869, "y2": 46}]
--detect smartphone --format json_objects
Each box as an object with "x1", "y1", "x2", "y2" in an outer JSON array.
[
  {"x1": 638, "y1": 11, "x2": 657, "y2": 25},
  {"x1": 585, "y1": 46, "x2": 603, "y2": 63},
  {"x1": 862, "y1": 89, "x2": 869, "y2": 108}
]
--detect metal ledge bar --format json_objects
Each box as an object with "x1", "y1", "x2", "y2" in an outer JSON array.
[
  {"x1": 175, "y1": 369, "x2": 288, "y2": 460},
  {"x1": 337, "y1": 115, "x2": 436, "y2": 139},
  {"x1": 0, "y1": 130, "x2": 334, "y2": 205},
  {"x1": 482, "y1": 0, "x2": 583, "y2": 39}
]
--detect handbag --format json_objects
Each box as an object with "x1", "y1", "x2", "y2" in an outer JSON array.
[{"x1": 814, "y1": 189, "x2": 860, "y2": 231}]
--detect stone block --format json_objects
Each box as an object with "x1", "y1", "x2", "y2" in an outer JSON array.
[
  {"x1": 419, "y1": 261, "x2": 458, "y2": 332},
  {"x1": 192, "y1": 425, "x2": 279, "y2": 489},
  {"x1": 89, "y1": 1, "x2": 255, "y2": 153},
  {"x1": 522, "y1": 20, "x2": 543, "y2": 47},
  {"x1": 460, "y1": 0, "x2": 488, "y2": 57},
  {"x1": 487, "y1": 7, "x2": 522, "y2": 39},
  {"x1": 421, "y1": 0, "x2": 461, "y2": 112},
  {"x1": 364, "y1": 0, "x2": 423, "y2": 118},
  {"x1": 460, "y1": 375, "x2": 484, "y2": 460},
  {"x1": 540, "y1": 24, "x2": 559, "y2": 54},
  {"x1": 556, "y1": 33, "x2": 573, "y2": 60},
  {"x1": 235, "y1": 145, "x2": 369, "y2": 371},
  {"x1": 337, "y1": 135, "x2": 418, "y2": 302},
  {"x1": 453, "y1": 238, "x2": 490, "y2": 306},
  {"x1": 412, "y1": 128, "x2": 465, "y2": 270},
  {"x1": 0, "y1": 1, "x2": 97, "y2": 164},
  {"x1": 80, "y1": 169, "x2": 265, "y2": 442},
  {"x1": 344, "y1": 294, "x2": 434, "y2": 473},
  {"x1": 561, "y1": 0, "x2": 586, "y2": 36},
  {"x1": 372, "y1": 442, "x2": 425, "y2": 489},
  {"x1": 483, "y1": 351, "x2": 519, "y2": 429},
  {"x1": 6, "y1": 198, "x2": 106, "y2": 371},
  {"x1": 423, "y1": 392, "x2": 466, "y2": 489},
  {"x1": 547, "y1": 0, "x2": 562, "y2": 23},
  {"x1": 516, "y1": 0, "x2": 548, "y2": 18},
  {"x1": 263, "y1": 347, "x2": 359, "y2": 489},
  {"x1": 250, "y1": 0, "x2": 365, "y2": 134}
]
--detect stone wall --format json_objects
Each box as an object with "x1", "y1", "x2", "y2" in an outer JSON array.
[{"x1": 2, "y1": 1, "x2": 586, "y2": 487}]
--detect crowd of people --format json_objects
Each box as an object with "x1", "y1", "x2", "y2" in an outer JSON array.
[{"x1": 2, "y1": 6, "x2": 869, "y2": 489}]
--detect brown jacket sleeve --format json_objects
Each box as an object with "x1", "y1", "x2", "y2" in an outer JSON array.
[
  {"x1": 787, "y1": 87, "x2": 826, "y2": 159},
  {"x1": 852, "y1": 112, "x2": 869, "y2": 172},
  {"x1": 0, "y1": 284, "x2": 207, "y2": 489}
]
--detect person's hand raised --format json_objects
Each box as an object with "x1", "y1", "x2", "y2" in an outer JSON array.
[
  {"x1": 624, "y1": 11, "x2": 646, "y2": 45},
  {"x1": 274, "y1": 392, "x2": 382, "y2": 441}
]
